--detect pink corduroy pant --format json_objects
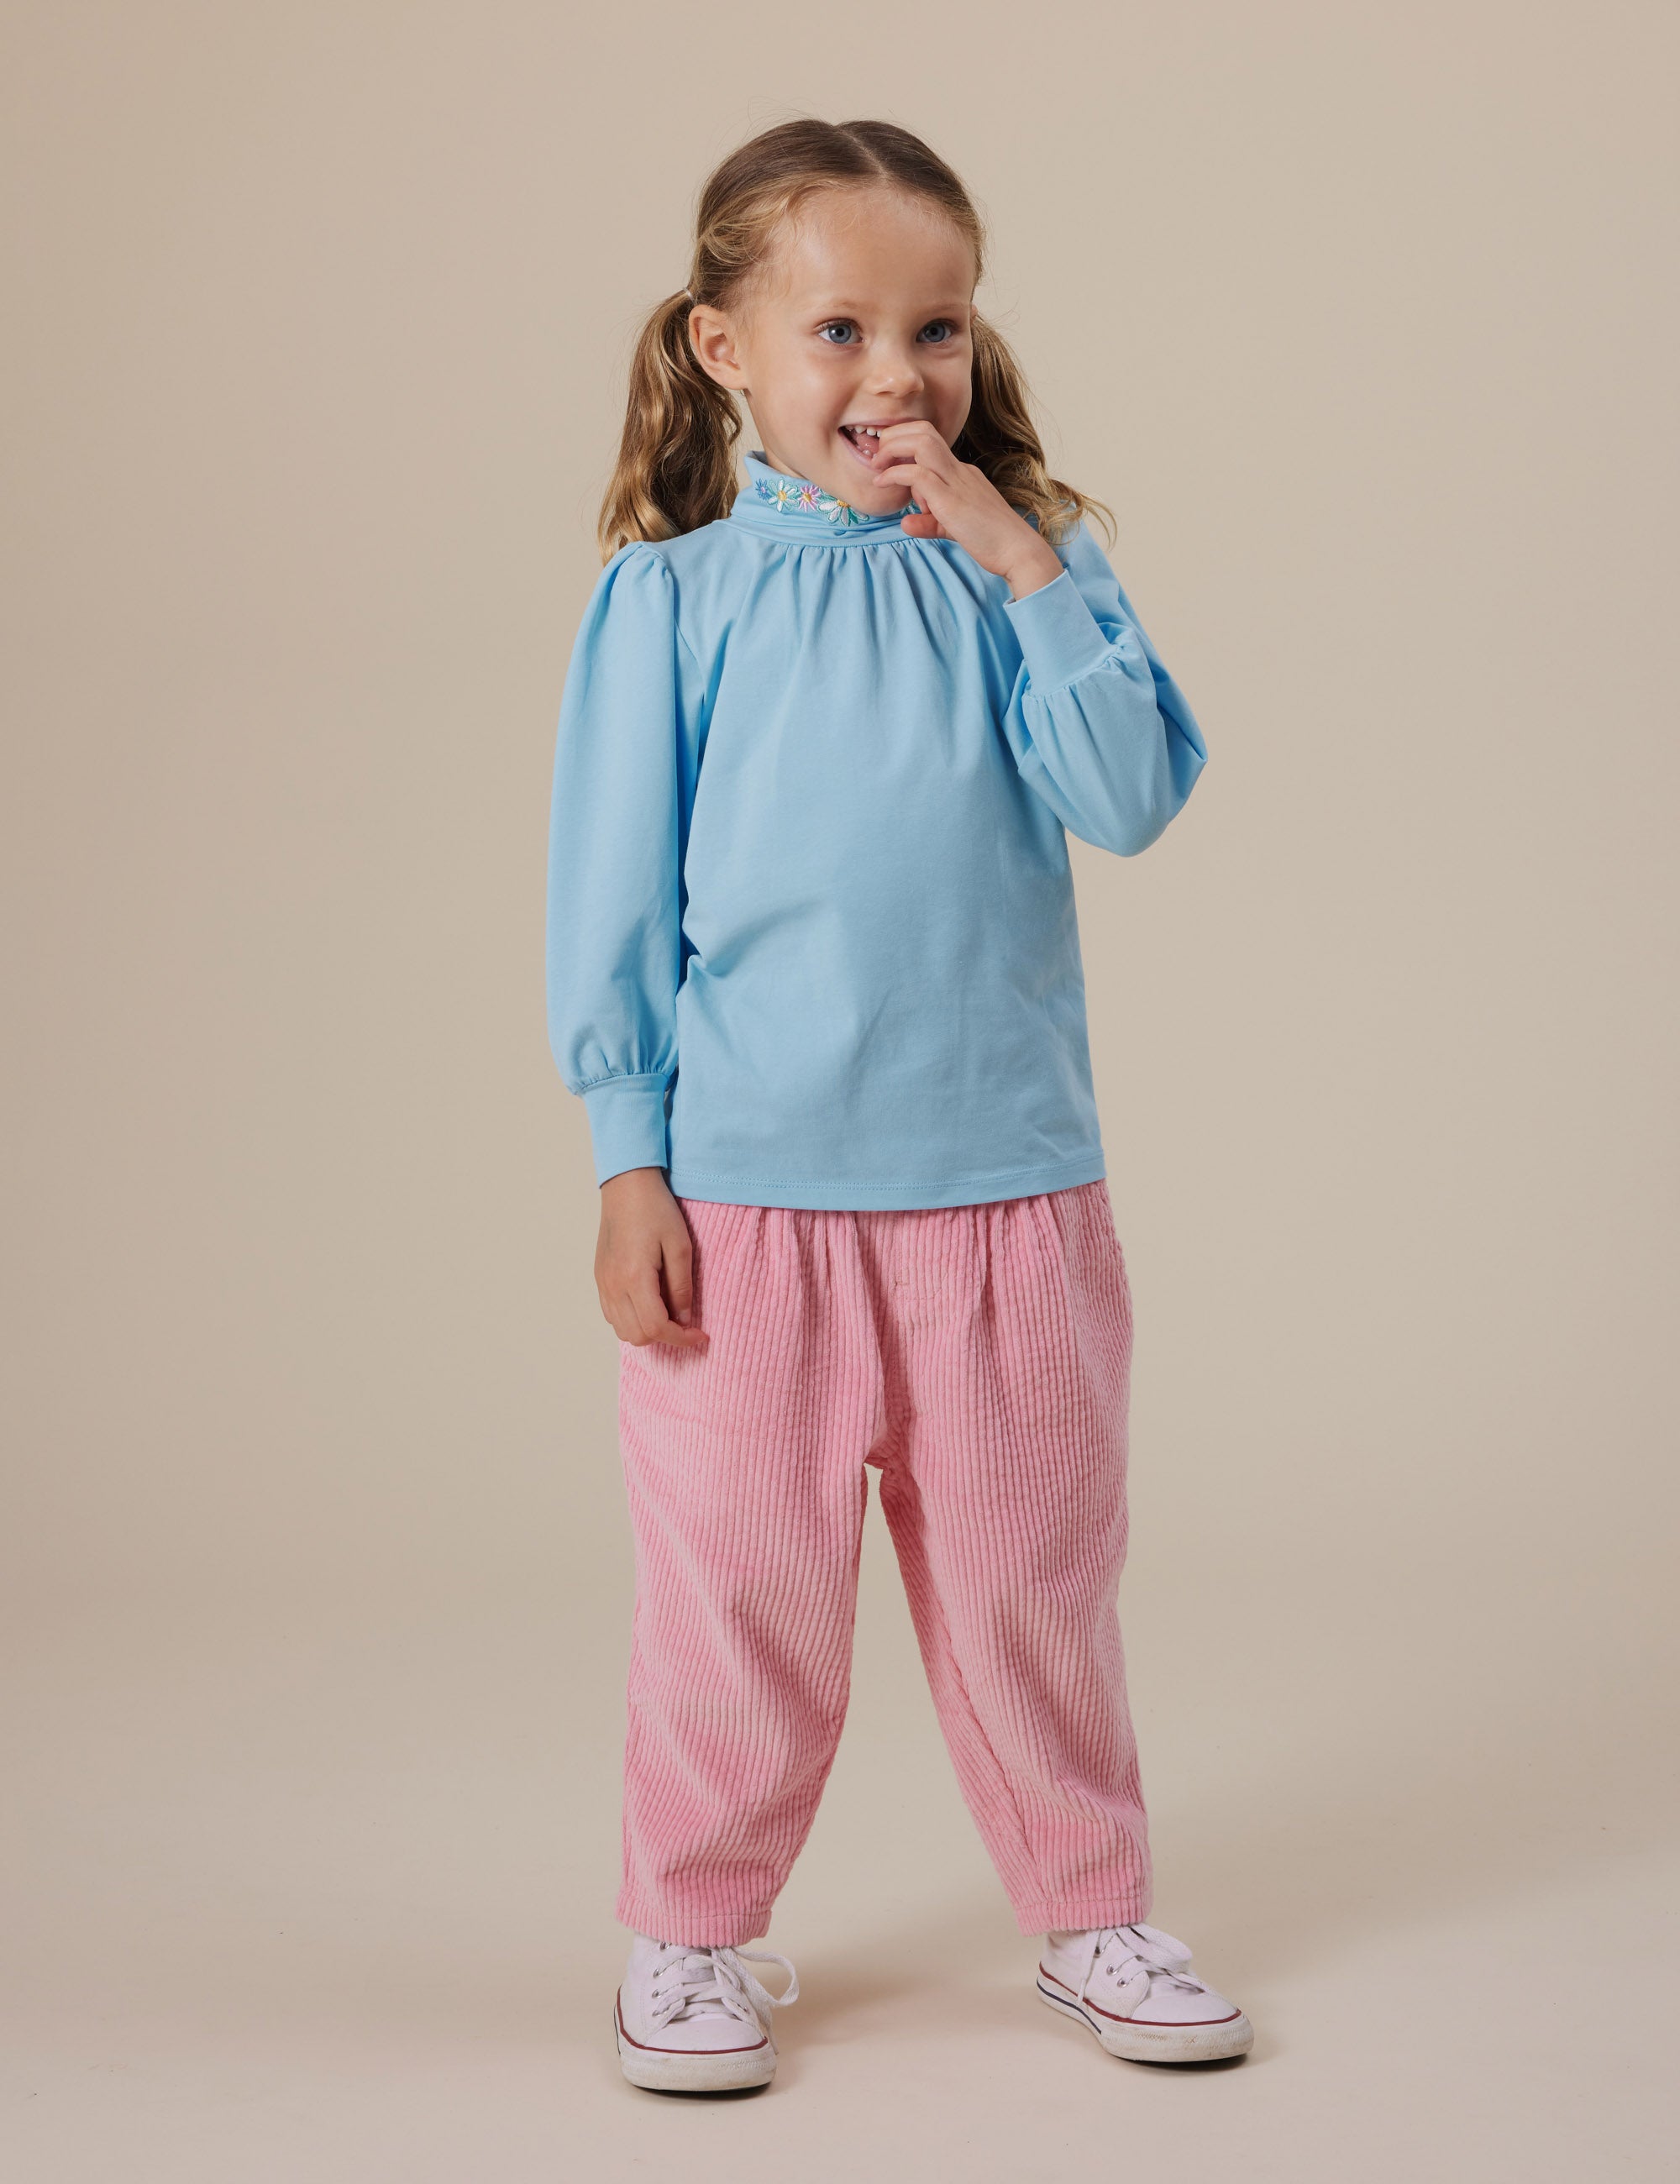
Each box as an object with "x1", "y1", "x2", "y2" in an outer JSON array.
[{"x1": 613, "y1": 1178, "x2": 1152, "y2": 1947}]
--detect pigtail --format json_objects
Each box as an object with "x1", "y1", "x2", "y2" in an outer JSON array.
[
  {"x1": 597, "y1": 291, "x2": 743, "y2": 558},
  {"x1": 958, "y1": 312, "x2": 1116, "y2": 554}
]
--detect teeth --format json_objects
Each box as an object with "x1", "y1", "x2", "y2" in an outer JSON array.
[{"x1": 845, "y1": 425, "x2": 881, "y2": 438}]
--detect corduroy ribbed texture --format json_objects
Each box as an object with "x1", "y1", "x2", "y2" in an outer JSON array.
[{"x1": 613, "y1": 1179, "x2": 1152, "y2": 1946}]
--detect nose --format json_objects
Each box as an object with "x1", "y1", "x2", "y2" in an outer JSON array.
[{"x1": 868, "y1": 340, "x2": 926, "y2": 399}]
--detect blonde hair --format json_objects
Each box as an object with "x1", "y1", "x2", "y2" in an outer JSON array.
[{"x1": 597, "y1": 118, "x2": 1116, "y2": 560}]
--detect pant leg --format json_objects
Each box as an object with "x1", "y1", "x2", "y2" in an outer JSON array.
[
  {"x1": 614, "y1": 1197, "x2": 883, "y2": 1947},
  {"x1": 872, "y1": 1179, "x2": 1152, "y2": 1935}
]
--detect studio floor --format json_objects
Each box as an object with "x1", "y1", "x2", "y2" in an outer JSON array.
[{"x1": 4, "y1": 1533, "x2": 1672, "y2": 2183}]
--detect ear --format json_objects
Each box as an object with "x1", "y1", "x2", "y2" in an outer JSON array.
[{"x1": 686, "y1": 306, "x2": 749, "y2": 395}]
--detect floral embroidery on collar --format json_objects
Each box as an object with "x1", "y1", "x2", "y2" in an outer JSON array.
[{"x1": 753, "y1": 470, "x2": 868, "y2": 526}]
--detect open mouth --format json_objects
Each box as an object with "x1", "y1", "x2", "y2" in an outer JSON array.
[{"x1": 838, "y1": 423, "x2": 911, "y2": 474}]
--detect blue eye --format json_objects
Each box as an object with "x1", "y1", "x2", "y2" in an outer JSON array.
[{"x1": 817, "y1": 319, "x2": 961, "y2": 346}]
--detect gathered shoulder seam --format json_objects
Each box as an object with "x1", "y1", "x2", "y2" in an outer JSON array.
[{"x1": 620, "y1": 539, "x2": 704, "y2": 675}]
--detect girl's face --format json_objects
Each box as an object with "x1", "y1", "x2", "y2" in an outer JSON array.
[{"x1": 690, "y1": 187, "x2": 977, "y2": 513}]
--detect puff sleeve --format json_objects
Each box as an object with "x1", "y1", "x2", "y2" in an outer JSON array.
[
  {"x1": 1000, "y1": 519, "x2": 1208, "y2": 855},
  {"x1": 544, "y1": 543, "x2": 691, "y2": 1186}
]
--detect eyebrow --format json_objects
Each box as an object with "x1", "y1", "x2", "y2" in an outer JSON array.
[{"x1": 802, "y1": 297, "x2": 972, "y2": 315}]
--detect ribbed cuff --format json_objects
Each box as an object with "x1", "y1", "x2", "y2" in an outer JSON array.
[
  {"x1": 1003, "y1": 567, "x2": 1113, "y2": 691},
  {"x1": 581, "y1": 1071, "x2": 670, "y2": 1186}
]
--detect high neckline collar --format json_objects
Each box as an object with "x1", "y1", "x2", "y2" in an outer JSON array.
[{"x1": 727, "y1": 449, "x2": 921, "y2": 542}]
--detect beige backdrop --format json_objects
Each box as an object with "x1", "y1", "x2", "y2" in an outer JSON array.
[{"x1": 3, "y1": 3, "x2": 1675, "y2": 2177}]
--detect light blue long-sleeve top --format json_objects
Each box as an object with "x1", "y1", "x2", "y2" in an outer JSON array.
[{"x1": 545, "y1": 447, "x2": 1206, "y2": 1210}]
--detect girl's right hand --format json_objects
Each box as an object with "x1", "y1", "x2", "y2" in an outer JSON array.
[{"x1": 595, "y1": 1168, "x2": 710, "y2": 1350}]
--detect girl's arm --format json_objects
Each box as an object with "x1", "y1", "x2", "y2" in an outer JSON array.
[
  {"x1": 998, "y1": 522, "x2": 1208, "y2": 855},
  {"x1": 546, "y1": 543, "x2": 706, "y2": 1349}
]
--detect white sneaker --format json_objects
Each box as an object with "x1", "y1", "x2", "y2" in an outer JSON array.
[
  {"x1": 1037, "y1": 1922, "x2": 1253, "y2": 2064},
  {"x1": 613, "y1": 1933, "x2": 801, "y2": 2092}
]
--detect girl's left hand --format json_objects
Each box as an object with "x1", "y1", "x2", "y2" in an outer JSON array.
[{"x1": 873, "y1": 422, "x2": 1066, "y2": 600}]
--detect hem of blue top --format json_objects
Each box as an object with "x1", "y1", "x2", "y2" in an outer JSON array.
[
  {"x1": 663, "y1": 1147, "x2": 1106, "y2": 1211},
  {"x1": 1002, "y1": 568, "x2": 1115, "y2": 693}
]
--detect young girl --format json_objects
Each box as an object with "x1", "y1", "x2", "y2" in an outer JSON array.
[{"x1": 546, "y1": 117, "x2": 1252, "y2": 2093}]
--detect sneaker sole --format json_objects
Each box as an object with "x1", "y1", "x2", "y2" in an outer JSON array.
[
  {"x1": 613, "y1": 1995, "x2": 779, "y2": 2092},
  {"x1": 1037, "y1": 1975, "x2": 1254, "y2": 2064}
]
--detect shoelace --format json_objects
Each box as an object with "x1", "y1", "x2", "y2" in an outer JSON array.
[
  {"x1": 646, "y1": 1943, "x2": 801, "y2": 2031},
  {"x1": 1074, "y1": 1923, "x2": 1210, "y2": 2017}
]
